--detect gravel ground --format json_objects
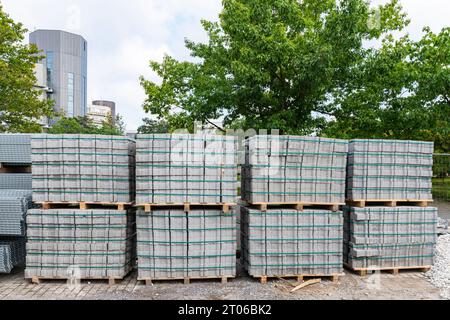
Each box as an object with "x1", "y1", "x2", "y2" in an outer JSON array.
[
  {"x1": 0, "y1": 262, "x2": 444, "y2": 300},
  {"x1": 427, "y1": 234, "x2": 450, "y2": 299}
]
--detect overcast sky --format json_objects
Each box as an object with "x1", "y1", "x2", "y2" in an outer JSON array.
[{"x1": 1, "y1": 0, "x2": 448, "y2": 131}]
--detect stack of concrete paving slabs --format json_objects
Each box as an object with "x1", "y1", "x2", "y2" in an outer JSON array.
[
  {"x1": 0, "y1": 174, "x2": 32, "y2": 190},
  {"x1": 343, "y1": 206, "x2": 437, "y2": 269},
  {"x1": 25, "y1": 209, "x2": 136, "y2": 279},
  {"x1": 242, "y1": 136, "x2": 348, "y2": 204},
  {"x1": 0, "y1": 238, "x2": 26, "y2": 273},
  {"x1": 0, "y1": 190, "x2": 32, "y2": 236},
  {"x1": 136, "y1": 134, "x2": 237, "y2": 204},
  {"x1": 31, "y1": 134, "x2": 136, "y2": 203},
  {"x1": 347, "y1": 140, "x2": 434, "y2": 201},
  {"x1": 0, "y1": 134, "x2": 31, "y2": 164},
  {"x1": 137, "y1": 209, "x2": 236, "y2": 280},
  {"x1": 241, "y1": 207, "x2": 343, "y2": 277}
]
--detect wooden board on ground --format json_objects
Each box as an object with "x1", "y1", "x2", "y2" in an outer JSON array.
[
  {"x1": 138, "y1": 276, "x2": 233, "y2": 285},
  {"x1": 344, "y1": 263, "x2": 431, "y2": 277},
  {"x1": 28, "y1": 276, "x2": 124, "y2": 285},
  {"x1": 243, "y1": 201, "x2": 343, "y2": 212},
  {"x1": 346, "y1": 199, "x2": 432, "y2": 208},
  {"x1": 137, "y1": 203, "x2": 236, "y2": 214},
  {"x1": 37, "y1": 202, "x2": 133, "y2": 211},
  {"x1": 256, "y1": 274, "x2": 341, "y2": 284}
]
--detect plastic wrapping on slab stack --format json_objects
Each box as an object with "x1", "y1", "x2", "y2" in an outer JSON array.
[
  {"x1": 31, "y1": 134, "x2": 136, "y2": 203},
  {"x1": 242, "y1": 136, "x2": 348, "y2": 204},
  {"x1": 25, "y1": 209, "x2": 136, "y2": 278},
  {"x1": 346, "y1": 140, "x2": 434, "y2": 201},
  {"x1": 136, "y1": 134, "x2": 237, "y2": 204},
  {"x1": 241, "y1": 207, "x2": 343, "y2": 277},
  {"x1": 344, "y1": 206, "x2": 438, "y2": 269},
  {"x1": 137, "y1": 209, "x2": 236, "y2": 279},
  {"x1": 135, "y1": 134, "x2": 238, "y2": 281},
  {"x1": 0, "y1": 238, "x2": 26, "y2": 273}
]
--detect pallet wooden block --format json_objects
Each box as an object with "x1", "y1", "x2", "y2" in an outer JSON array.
[
  {"x1": 244, "y1": 202, "x2": 343, "y2": 212},
  {"x1": 137, "y1": 203, "x2": 236, "y2": 213},
  {"x1": 344, "y1": 263, "x2": 431, "y2": 277},
  {"x1": 257, "y1": 274, "x2": 340, "y2": 284},
  {"x1": 346, "y1": 199, "x2": 433, "y2": 208},
  {"x1": 29, "y1": 276, "x2": 123, "y2": 285},
  {"x1": 138, "y1": 276, "x2": 232, "y2": 285},
  {"x1": 38, "y1": 202, "x2": 132, "y2": 211}
]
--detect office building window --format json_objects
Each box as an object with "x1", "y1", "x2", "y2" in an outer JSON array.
[
  {"x1": 68, "y1": 73, "x2": 74, "y2": 117},
  {"x1": 46, "y1": 51, "x2": 54, "y2": 88}
]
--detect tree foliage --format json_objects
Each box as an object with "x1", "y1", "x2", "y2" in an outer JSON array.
[
  {"x1": 48, "y1": 114, "x2": 126, "y2": 136},
  {"x1": 0, "y1": 5, "x2": 53, "y2": 133},
  {"x1": 141, "y1": 0, "x2": 449, "y2": 151},
  {"x1": 137, "y1": 118, "x2": 169, "y2": 134}
]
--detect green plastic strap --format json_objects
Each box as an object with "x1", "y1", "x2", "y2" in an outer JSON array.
[
  {"x1": 28, "y1": 252, "x2": 125, "y2": 256},
  {"x1": 353, "y1": 254, "x2": 434, "y2": 261},
  {"x1": 136, "y1": 136, "x2": 235, "y2": 142},
  {"x1": 248, "y1": 191, "x2": 342, "y2": 195},
  {"x1": 137, "y1": 178, "x2": 236, "y2": 183},
  {"x1": 137, "y1": 227, "x2": 236, "y2": 232},
  {"x1": 33, "y1": 162, "x2": 130, "y2": 167},
  {"x1": 33, "y1": 152, "x2": 130, "y2": 156},
  {"x1": 137, "y1": 192, "x2": 236, "y2": 197},
  {"x1": 33, "y1": 177, "x2": 130, "y2": 182},
  {"x1": 350, "y1": 139, "x2": 432, "y2": 145},
  {"x1": 27, "y1": 263, "x2": 132, "y2": 269},
  {"x1": 138, "y1": 150, "x2": 235, "y2": 155},
  {"x1": 28, "y1": 225, "x2": 126, "y2": 229},
  {"x1": 351, "y1": 232, "x2": 436, "y2": 236},
  {"x1": 138, "y1": 240, "x2": 235, "y2": 245},
  {"x1": 349, "y1": 152, "x2": 432, "y2": 158},
  {"x1": 248, "y1": 238, "x2": 341, "y2": 242},
  {"x1": 350, "y1": 176, "x2": 431, "y2": 180},
  {"x1": 138, "y1": 254, "x2": 235, "y2": 259},
  {"x1": 138, "y1": 214, "x2": 234, "y2": 219},
  {"x1": 136, "y1": 164, "x2": 236, "y2": 169},
  {"x1": 28, "y1": 237, "x2": 132, "y2": 242},
  {"x1": 347, "y1": 209, "x2": 435, "y2": 214},
  {"x1": 250, "y1": 136, "x2": 348, "y2": 145},
  {"x1": 249, "y1": 164, "x2": 346, "y2": 170},
  {"x1": 250, "y1": 263, "x2": 342, "y2": 267},
  {"x1": 250, "y1": 177, "x2": 345, "y2": 183},
  {"x1": 252, "y1": 151, "x2": 347, "y2": 156},
  {"x1": 33, "y1": 190, "x2": 130, "y2": 195},
  {"x1": 353, "y1": 221, "x2": 436, "y2": 226},
  {"x1": 30, "y1": 213, "x2": 127, "y2": 217},
  {"x1": 350, "y1": 187, "x2": 431, "y2": 191},
  {"x1": 351, "y1": 243, "x2": 435, "y2": 249},
  {"x1": 249, "y1": 225, "x2": 342, "y2": 229},
  {"x1": 31, "y1": 136, "x2": 131, "y2": 141},
  {"x1": 249, "y1": 252, "x2": 341, "y2": 256},
  {"x1": 349, "y1": 163, "x2": 432, "y2": 168},
  {"x1": 139, "y1": 266, "x2": 235, "y2": 271}
]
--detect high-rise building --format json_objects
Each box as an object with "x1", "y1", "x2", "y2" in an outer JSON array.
[
  {"x1": 30, "y1": 30, "x2": 88, "y2": 118},
  {"x1": 87, "y1": 100, "x2": 116, "y2": 126}
]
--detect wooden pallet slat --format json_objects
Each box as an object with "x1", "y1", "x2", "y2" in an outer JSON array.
[
  {"x1": 344, "y1": 263, "x2": 432, "y2": 277},
  {"x1": 244, "y1": 202, "x2": 343, "y2": 212},
  {"x1": 28, "y1": 276, "x2": 124, "y2": 285},
  {"x1": 37, "y1": 201, "x2": 133, "y2": 211},
  {"x1": 256, "y1": 274, "x2": 340, "y2": 284},
  {"x1": 138, "y1": 276, "x2": 233, "y2": 285},
  {"x1": 137, "y1": 203, "x2": 236, "y2": 213},
  {"x1": 346, "y1": 199, "x2": 433, "y2": 208}
]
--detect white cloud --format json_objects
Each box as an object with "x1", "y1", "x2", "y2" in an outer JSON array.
[{"x1": 0, "y1": 0, "x2": 448, "y2": 130}]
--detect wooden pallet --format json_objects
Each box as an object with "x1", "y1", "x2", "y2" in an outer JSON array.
[
  {"x1": 138, "y1": 276, "x2": 233, "y2": 285},
  {"x1": 0, "y1": 165, "x2": 31, "y2": 174},
  {"x1": 244, "y1": 202, "x2": 343, "y2": 212},
  {"x1": 346, "y1": 199, "x2": 433, "y2": 208},
  {"x1": 344, "y1": 263, "x2": 431, "y2": 277},
  {"x1": 137, "y1": 203, "x2": 236, "y2": 213},
  {"x1": 38, "y1": 201, "x2": 133, "y2": 211},
  {"x1": 28, "y1": 276, "x2": 124, "y2": 285},
  {"x1": 256, "y1": 274, "x2": 340, "y2": 284}
]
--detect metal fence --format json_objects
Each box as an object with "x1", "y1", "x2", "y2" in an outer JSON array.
[{"x1": 433, "y1": 153, "x2": 450, "y2": 202}]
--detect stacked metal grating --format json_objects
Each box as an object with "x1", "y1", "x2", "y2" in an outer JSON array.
[
  {"x1": 343, "y1": 206, "x2": 438, "y2": 269},
  {"x1": 241, "y1": 135, "x2": 349, "y2": 204},
  {"x1": 0, "y1": 174, "x2": 32, "y2": 190},
  {"x1": 0, "y1": 134, "x2": 31, "y2": 164},
  {"x1": 137, "y1": 209, "x2": 236, "y2": 279},
  {"x1": 25, "y1": 209, "x2": 136, "y2": 278},
  {"x1": 347, "y1": 139, "x2": 434, "y2": 201},
  {"x1": 0, "y1": 238, "x2": 26, "y2": 273},
  {"x1": 0, "y1": 191, "x2": 32, "y2": 236},
  {"x1": 241, "y1": 207, "x2": 343, "y2": 276},
  {"x1": 135, "y1": 134, "x2": 237, "y2": 204},
  {"x1": 31, "y1": 134, "x2": 136, "y2": 203}
]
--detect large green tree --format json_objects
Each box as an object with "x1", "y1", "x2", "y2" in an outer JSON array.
[
  {"x1": 141, "y1": 0, "x2": 409, "y2": 134},
  {"x1": 323, "y1": 27, "x2": 450, "y2": 152},
  {"x1": 0, "y1": 5, "x2": 53, "y2": 132}
]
